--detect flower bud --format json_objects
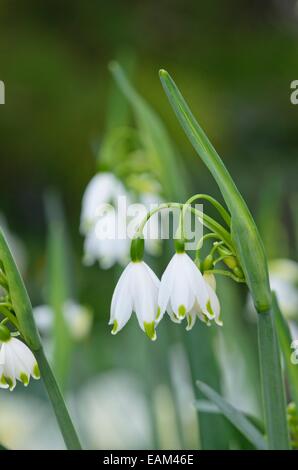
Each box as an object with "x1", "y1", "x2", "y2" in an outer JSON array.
[
  {"x1": 202, "y1": 254, "x2": 214, "y2": 271},
  {"x1": 0, "y1": 324, "x2": 11, "y2": 342}
]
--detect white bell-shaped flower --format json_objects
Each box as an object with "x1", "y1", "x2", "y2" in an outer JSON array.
[
  {"x1": 80, "y1": 172, "x2": 126, "y2": 235},
  {"x1": 83, "y1": 209, "x2": 130, "y2": 269},
  {"x1": 158, "y1": 252, "x2": 218, "y2": 324},
  {"x1": 0, "y1": 330, "x2": 40, "y2": 391},
  {"x1": 109, "y1": 261, "x2": 160, "y2": 340},
  {"x1": 186, "y1": 273, "x2": 222, "y2": 330}
]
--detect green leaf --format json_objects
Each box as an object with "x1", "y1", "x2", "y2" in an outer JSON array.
[
  {"x1": 257, "y1": 309, "x2": 290, "y2": 449},
  {"x1": 159, "y1": 69, "x2": 271, "y2": 313},
  {"x1": 196, "y1": 381, "x2": 268, "y2": 450},
  {"x1": 0, "y1": 229, "x2": 41, "y2": 350},
  {"x1": 0, "y1": 222, "x2": 81, "y2": 450},
  {"x1": 110, "y1": 62, "x2": 187, "y2": 200},
  {"x1": 195, "y1": 400, "x2": 265, "y2": 434}
]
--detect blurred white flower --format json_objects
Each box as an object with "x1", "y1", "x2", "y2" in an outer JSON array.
[
  {"x1": 139, "y1": 192, "x2": 163, "y2": 256},
  {"x1": 83, "y1": 209, "x2": 130, "y2": 269},
  {"x1": 0, "y1": 333, "x2": 40, "y2": 391},
  {"x1": 0, "y1": 393, "x2": 63, "y2": 449},
  {"x1": 247, "y1": 259, "x2": 298, "y2": 322},
  {"x1": 110, "y1": 261, "x2": 160, "y2": 340},
  {"x1": 269, "y1": 259, "x2": 298, "y2": 321},
  {"x1": 34, "y1": 300, "x2": 92, "y2": 341},
  {"x1": 80, "y1": 172, "x2": 126, "y2": 234},
  {"x1": 80, "y1": 172, "x2": 164, "y2": 270},
  {"x1": 76, "y1": 371, "x2": 153, "y2": 449}
]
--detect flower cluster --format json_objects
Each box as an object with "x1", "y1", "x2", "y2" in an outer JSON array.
[
  {"x1": 110, "y1": 242, "x2": 222, "y2": 341},
  {"x1": 108, "y1": 189, "x2": 248, "y2": 340},
  {"x1": 80, "y1": 172, "x2": 163, "y2": 270},
  {"x1": 0, "y1": 324, "x2": 40, "y2": 391}
]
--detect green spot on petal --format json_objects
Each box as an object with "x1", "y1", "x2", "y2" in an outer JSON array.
[
  {"x1": 33, "y1": 363, "x2": 40, "y2": 379},
  {"x1": 4, "y1": 376, "x2": 14, "y2": 390},
  {"x1": 0, "y1": 374, "x2": 7, "y2": 386},
  {"x1": 178, "y1": 305, "x2": 186, "y2": 318},
  {"x1": 186, "y1": 315, "x2": 192, "y2": 328},
  {"x1": 156, "y1": 307, "x2": 161, "y2": 320},
  {"x1": 111, "y1": 320, "x2": 118, "y2": 335},
  {"x1": 206, "y1": 300, "x2": 215, "y2": 318},
  {"x1": 20, "y1": 372, "x2": 29, "y2": 386},
  {"x1": 144, "y1": 321, "x2": 157, "y2": 341}
]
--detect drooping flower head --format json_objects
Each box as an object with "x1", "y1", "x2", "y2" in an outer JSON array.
[
  {"x1": 80, "y1": 172, "x2": 126, "y2": 235},
  {"x1": 158, "y1": 242, "x2": 222, "y2": 329},
  {"x1": 109, "y1": 237, "x2": 160, "y2": 340},
  {"x1": 0, "y1": 324, "x2": 40, "y2": 391},
  {"x1": 186, "y1": 273, "x2": 222, "y2": 330}
]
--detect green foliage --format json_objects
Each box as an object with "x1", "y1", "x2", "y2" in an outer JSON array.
[{"x1": 196, "y1": 381, "x2": 267, "y2": 450}]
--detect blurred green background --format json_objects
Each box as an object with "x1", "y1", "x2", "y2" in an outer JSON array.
[{"x1": 0, "y1": 0, "x2": 297, "y2": 450}]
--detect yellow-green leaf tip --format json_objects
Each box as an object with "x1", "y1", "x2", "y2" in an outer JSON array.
[{"x1": 159, "y1": 69, "x2": 168, "y2": 79}]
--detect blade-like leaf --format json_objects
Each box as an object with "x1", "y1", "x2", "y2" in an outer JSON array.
[
  {"x1": 195, "y1": 400, "x2": 265, "y2": 434},
  {"x1": 196, "y1": 381, "x2": 268, "y2": 450},
  {"x1": 159, "y1": 69, "x2": 271, "y2": 313},
  {"x1": 159, "y1": 70, "x2": 289, "y2": 449}
]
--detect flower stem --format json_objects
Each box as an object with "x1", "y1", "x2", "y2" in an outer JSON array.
[
  {"x1": 136, "y1": 202, "x2": 234, "y2": 251},
  {"x1": 257, "y1": 309, "x2": 290, "y2": 449},
  {"x1": 34, "y1": 347, "x2": 82, "y2": 450},
  {"x1": 183, "y1": 194, "x2": 231, "y2": 227}
]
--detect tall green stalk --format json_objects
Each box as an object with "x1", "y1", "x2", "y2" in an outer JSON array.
[
  {"x1": 258, "y1": 309, "x2": 289, "y2": 449},
  {"x1": 0, "y1": 228, "x2": 81, "y2": 450},
  {"x1": 34, "y1": 347, "x2": 81, "y2": 450},
  {"x1": 159, "y1": 69, "x2": 290, "y2": 449},
  {"x1": 272, "y1": 292, "x2": 298, "y2": 411}
]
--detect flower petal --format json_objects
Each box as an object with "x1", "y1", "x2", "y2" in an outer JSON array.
[
  {"x1": 158, "y1": 255, "x2": 176, "y2": 316},
  {"x1": 109, "y1": 263, "x2": 133, "y2": 334},
  {"x1": 133, "y1": 263, "x2": 159, "y2": 333}
]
